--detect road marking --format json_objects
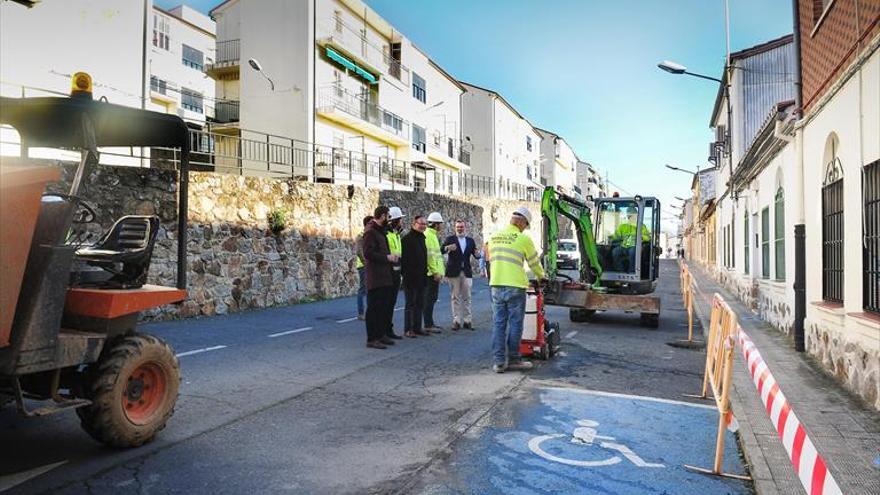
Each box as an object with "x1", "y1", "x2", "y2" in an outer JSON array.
[
  {"x1": 336, "y1": 317, "x2": 359, "y2": 323},
  {"x1": 394, "y1": 307, "x2": 404, "y2": 312},
  {"x1": 565, "y1": 331, "x2": 578, "y2": 339},
  {"x1": 542, "y1": 386, "x2": 716, "y2": 410},
  {"x1": 0, "y1": 460, "x2": 68, "y2": 492},
  {"x1": 268, "y1": 326, "x2": 313, "y2": 338},
  {"x1": 176, "y1": 345, "x2": 227, "y2": 357}
]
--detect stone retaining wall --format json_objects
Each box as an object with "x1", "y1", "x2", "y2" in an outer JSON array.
[{"x1": 56, "y1": 164, "x2": 540, "y2": 319}]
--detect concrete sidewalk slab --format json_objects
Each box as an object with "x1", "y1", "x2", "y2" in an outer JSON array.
[{"x1": 684, "y1": 262, "x2": 880, "y2": 495}]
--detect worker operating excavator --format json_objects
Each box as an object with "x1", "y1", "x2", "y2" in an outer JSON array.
[{"x1": 610, "y1": 207, "x2": 650, "y2": 273}]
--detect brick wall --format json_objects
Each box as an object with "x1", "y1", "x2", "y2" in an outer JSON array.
[{"x1": 799, "y1": 0, "x2": 880, "y2": 112}]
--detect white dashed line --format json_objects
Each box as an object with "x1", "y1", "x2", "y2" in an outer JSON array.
[
  {"x1": 336, "y1": 317, "x2": 359, "y2": 323},
  {"x1": 268, "y1": 326, "x2": 314, "y2": 338},
  {"x1": 176, "y1": 345, "x2": 227, "y2": 357},
  {"x1": 565, "y1": 331, "x2": 578, "y2": 339},
  {"x1": 394, "y1": 307, "x2": 404, "y2": 312}
]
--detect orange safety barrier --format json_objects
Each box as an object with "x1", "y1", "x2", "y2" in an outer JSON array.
[
  {"x1": 684, "y1": 293, "x2": 749, "y2": 480},
  {"x1": 678, "y1": 262, "x2": 699, "y2": 345}
]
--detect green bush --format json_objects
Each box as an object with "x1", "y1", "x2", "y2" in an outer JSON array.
[{"x1": 268, "y1": 208, "x2": 288, "y2": 235}]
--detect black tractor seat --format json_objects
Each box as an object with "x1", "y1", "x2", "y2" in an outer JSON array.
[{"x1": 74, "y1": 215, "x2": 160, "y2": 289}]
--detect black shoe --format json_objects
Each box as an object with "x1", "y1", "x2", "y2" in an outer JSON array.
[
  {"x1": 463, "y1": 322, "x2": 473, "y2": 330},
  {"x1": 414, "y1": 330, "x2": 430, "y2": 336},
  {"x1": 380, "y1": 337, "x2": 395, "y2": 345},
  {"x1": 388, "y1": 333, "x2": 403, "y2": 340},
  {"x1": 367, "y1": 341, "x2": 387, "y2": 349}
]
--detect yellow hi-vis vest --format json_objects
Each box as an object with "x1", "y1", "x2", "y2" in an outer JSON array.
[
  {"x1": 355, "y1": 234, "x2": 364, "y2": 269},
  {"x1": 614, "y1": 223, "x2": 650, "y2": 248},
  {"x1": 425, "y1": 227, "x2": 445, "y2": 277},
  {"x1": 387, "y1": 230, "x2": 402, "y2": 271},
  {"x1": 487, "y1": 224, "x2": 545, "y2": 289}
]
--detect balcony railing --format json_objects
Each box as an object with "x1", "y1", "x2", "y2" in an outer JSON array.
[
  {"x1": 215, "y1": 39, "x2": 240, "y2": 65},
  {"x1": 317, "y1": 86, "x2": 409, "y2": 140},
  {"x1": 318, "y1": 17, "x2": 409, "y2": 85},
  {"x1": 213, "y1": 101, "x2": 239, "y2": 124}
]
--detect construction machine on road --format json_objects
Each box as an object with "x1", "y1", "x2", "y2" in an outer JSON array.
[
  {"x1": 0, "y1": 74, "x2": 191, "y2": 447},
  {"x1": 540, "y1": 187, "x2": 662, "y2": 327}
]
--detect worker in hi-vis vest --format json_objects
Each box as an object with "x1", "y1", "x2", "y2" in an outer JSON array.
[
  {"x1": 486, "y1": 207, "x2": 545, "y2": 373},
  {"x1": 355, "y1": 215, "x2": 373, "y2": 320},
  {"x1": 423, "y1": 211, "x2": 446, "y2": 332},
  {"x1": 385, "y1": 206, "x2": 405, "y2": 340},
  {"x1": 611, "y1": 208, "x2": 650, "y2": 273}
]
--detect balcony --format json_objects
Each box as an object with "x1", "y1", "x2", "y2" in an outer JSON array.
[
  {"x1": 316, "y1": 87, "x2": 409, "y2": 146},
  {"x1": 316, "y1": 17, "x2": 409, "y2": 86},
  {"x1": 427, "y1": 134, "x2": 470, "y2": 171},
  {"x1": 206, "y1": 39, "x2": 240, "y2": 78},
  {"x1": 213, "y1": 100, "x2": 239, "y2": 125}
]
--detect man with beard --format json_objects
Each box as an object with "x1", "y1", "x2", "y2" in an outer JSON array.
[
  {"x1": 362, "y1": 206, "x2": 398, "y2": 349},
  {"x1": 401, "y1": 215, "x2": 429, "y2": 338}
]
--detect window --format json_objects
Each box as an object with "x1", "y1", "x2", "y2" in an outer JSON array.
[
  {"x1": 153, "y1": 14, "x2": 170, "y2": 50},
  {"x1": 743, "y1": 211, "x2": 749, "y2": 274},
  {"x1": 382, "y1": 110, "x2": 403, "y2": 135},
  {"x1": 761, "y1": 207, "x2": 770, "y2": 279},
  {"x1": 389, "y1": 42, "x2": 402, "y2": 80},
  {"x1": 150, "y1": 75, "x2": 167, "y2": 95},
  {"x1": 412, "y1": 73, "x2": 426, "y2": 103},
  {"x1": 334, "y1": 10, "x2": 343, "y2": 33},
  {"x1": 526, "y1": 136, "x2": 533, "y2": 152},
  {"x1": 181, "y1": 88, "x2": 203, "y2": 114},
  {"x1": 412, "y1": 125, "x2": 426, "y2": 152},
  {"x1": 864, "y1": 159, "x2": 880, "y2": 313},
  {"x1": 182, "y1": 44, "x2": 204, "y2": 71},
  {"x1": 822, "y1": 155, "x2": 844, "y2": 303},
  {"x1": 775, "y1": 188, "x2": 785, "y2": 280}
]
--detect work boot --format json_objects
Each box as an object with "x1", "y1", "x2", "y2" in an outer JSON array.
[
  {"x1": 507, "y1": 361, "x2": 533, "y2": 371},
  {"x1": 414, "y1": 330, "x2": 430, "y2": 336},
  {"x1": 366, "y1": 341, "x2": 387, "y2": 349},
  {"x1": 380, "y1": 336, "x2": 395, "y2": 345},
  {"x1": 404, "y1": 331, "x2": 417, "y2": 338},
  {"x1": 492, "y1": 364, "x2": 506, "y2": 373},
  {"x1": 452, "y1": 322, "x2": 461, "y2": 331},
  {"x1": 388, "y1": 333, "x2": 403, "y2": 340},
  {"x1": 464, "y1": 322, "x2": 473, "y2": 330}
]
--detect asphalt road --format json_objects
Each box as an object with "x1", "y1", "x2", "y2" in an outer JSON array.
[{"x1": 0, "y1": 260, "x2": 752, "y2": 494}]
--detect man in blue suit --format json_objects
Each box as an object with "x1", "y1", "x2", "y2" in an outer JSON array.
[{"x1": 442, "y1": 220, "x2": 481, "y2": 330}]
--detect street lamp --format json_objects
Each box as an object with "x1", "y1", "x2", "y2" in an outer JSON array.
[
  {"x1": 248, "y1": 58, "x2": 275, "y2": 91},
  {"x1": 664, "y1": 164, "x2": 698, "y2": 176},
  {"x1": 657, "y1": 60, "x2": 723, "y2": 83}
]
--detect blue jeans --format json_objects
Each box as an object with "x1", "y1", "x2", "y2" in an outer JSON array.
[
  {"x1": 491, "y1": 286, "x2": 527, "y2": 365},
  {"x1": 357, "y1": 267, "x2": 367, "y2": 315}
]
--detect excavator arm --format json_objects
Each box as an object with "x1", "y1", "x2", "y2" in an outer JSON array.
[{"x1": 540, "y1": 187, "x2": 603, "y2": 287}]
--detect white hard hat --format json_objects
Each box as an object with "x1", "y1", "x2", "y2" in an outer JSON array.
[
  {"x1": 427, "y1": 212, "x2": 444, "y2": 223},
  {"x1": 388, "y1": 206, "x2": 405, "y2": 220},
  {"x1": 512, "y1": 207, "x2": 532, "y2": 225}
]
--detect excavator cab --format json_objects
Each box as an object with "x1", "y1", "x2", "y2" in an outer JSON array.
[{"x1": 593, "y1": 196, "x2": 661, "y2": 294}]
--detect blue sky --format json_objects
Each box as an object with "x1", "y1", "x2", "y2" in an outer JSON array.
[{"x1": 162, "y1": 0, "x2": 793, "y2": 230}]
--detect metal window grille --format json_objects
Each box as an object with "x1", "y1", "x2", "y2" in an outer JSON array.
[
  {"x1": 864, "y1": 159, "x2": 880, "y2": 313},
  {"x1": 775, "y1": 188, "x2": 785, "y2": 280},
  {"x1": 822, "y1": 158, "x2": 844, "y2": 303},
  {"x1": 743, "y1": 211, "x2": 749, "y2": 274},
  {"x1": 412, "y1": 73, "x2": 426, "y2": 103},
  {"x1": 761, "y1": 207, "x2": 770, "y2": 278},
  {"x1": 182, "y1": 44, "x2": 204, "y2": 71},
  {"x1": 181, "y1": 88, "x2": 203, "y2": 114}
]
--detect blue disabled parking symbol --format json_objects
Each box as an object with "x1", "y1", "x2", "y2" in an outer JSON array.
[{"x1": 443, "y1": 387, "x2": 751, "y2": 494}]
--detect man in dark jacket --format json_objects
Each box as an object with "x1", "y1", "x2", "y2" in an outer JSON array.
[
  {"x1": 401, "y1": 215, "x2": 429, "y2": 338},
  {"x1": 362, "y1": 206, "x2": 398, "y2": 349},
  {"x1": 442, "y1": 220, "x2": 480, "y2": 330}
]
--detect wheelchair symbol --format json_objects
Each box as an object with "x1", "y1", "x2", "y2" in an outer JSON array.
[{"x1": 528, "y1": 419, "x2": 665, "y2": 468}]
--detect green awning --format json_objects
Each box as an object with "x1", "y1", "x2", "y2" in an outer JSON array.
[{"x1": 325, "y1": 47, "x2": 377, "y2": 84}]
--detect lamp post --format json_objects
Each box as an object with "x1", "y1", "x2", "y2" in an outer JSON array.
[
  {"x1": 664, "y1": 164, "x2": 699, "y2": 176},
  {"x1": 248, "y1": 58, "x2": 275, "y2": 91}
]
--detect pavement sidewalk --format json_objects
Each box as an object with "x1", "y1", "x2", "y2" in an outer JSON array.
[{"x1": 684, "y1": 262, "x2": 880, "y2": 495}]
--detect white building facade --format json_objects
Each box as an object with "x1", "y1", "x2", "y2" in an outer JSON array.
[
  {"x1": 460, "y1": 82, "x2": 541, "y2": 200},
  {"x1": 536, "y1": 128, "x2": 578, "y2": 195}
]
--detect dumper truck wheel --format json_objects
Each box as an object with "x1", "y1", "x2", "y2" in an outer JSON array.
[{"x1": 76, "y1": 333, "x2": 180, "y2": 448}]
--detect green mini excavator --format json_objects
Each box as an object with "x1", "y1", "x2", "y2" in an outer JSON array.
[{"x1": 540, "y1": 187, "x2": 662, "y2": 327}]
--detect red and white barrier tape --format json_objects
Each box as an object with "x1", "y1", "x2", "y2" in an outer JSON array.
[{"x1": 738, "y1": 331, "x2": 842, "y2": 495}]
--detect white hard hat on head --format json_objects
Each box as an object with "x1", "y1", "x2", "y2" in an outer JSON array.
[
  {"x1": 512, "y1": 207, "x2": 532, "y2": 225},
  {"x1": 427, "y1": 212, "x2": 444, "y2": 223},
  {"x1": 388, "y1": 206, "x2": 405, "y2": 220}
]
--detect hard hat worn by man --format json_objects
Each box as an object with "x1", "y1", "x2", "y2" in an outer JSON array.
[
  {"x1": 385, "y1": 206, "x2": 406, "y2": 340},
  {"x1": 486, "y1": 207, "x2": 545, "y2": 373},
  {"x1": 423, "y1": 211, "x2": 446, "y2": 332}
]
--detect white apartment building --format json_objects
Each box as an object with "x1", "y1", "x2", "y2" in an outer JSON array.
[
  {"x1": 575, "y1": 160, "x2": 606, "y2": 199},
  {"x1": 209, "y1": 0, "x2": 471, "y2": 191},
  {"x1": 460, "y1": 82, "x2": 541, "y2": 200},
  {"x1": 0, "y1": 0, "x2": 215, "y2": 166},
  {"x1": 536, "y1": 128, "x2": 578, "y2": 195},
  {"x1": 147, "y1": 5, "x2": 216, "y2": 126}
]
